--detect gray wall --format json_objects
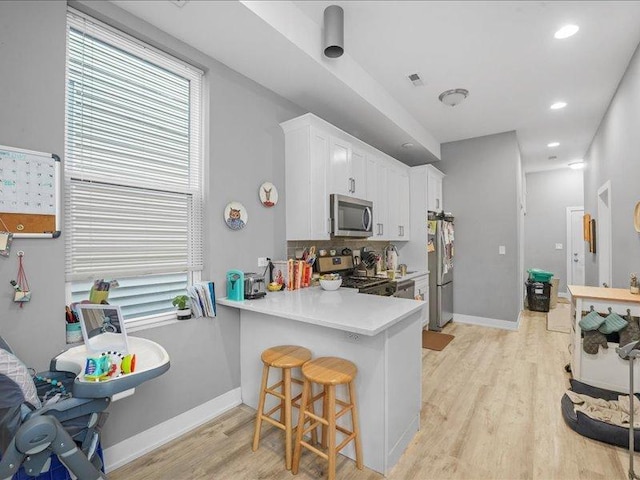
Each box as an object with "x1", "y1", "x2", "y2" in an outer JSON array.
[
  {"x1": 524, "y1": 169, "x2": 584, "y2": 293},
  {"x1": 440, "y1": 131, "x2": 521, "y2": 322},
  {"x1": 0, "y1": 0, "x2": 303, "y2": 448},
  {"x1": 584, "y1": 41, "x2": 640, "y2": 288}
]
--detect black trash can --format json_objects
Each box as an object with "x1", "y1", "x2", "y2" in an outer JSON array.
[{"x1": 526, "y1": 280, "x2": 551, "y2": 312}]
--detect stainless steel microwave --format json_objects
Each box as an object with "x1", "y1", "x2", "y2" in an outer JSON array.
[{"x1": 330, "y1": 194, "x2": 373, "y2": 238}]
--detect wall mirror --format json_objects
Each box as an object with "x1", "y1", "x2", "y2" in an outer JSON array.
[{"x1": 76, "y1": 304, "x2": 129, "y2": 354}]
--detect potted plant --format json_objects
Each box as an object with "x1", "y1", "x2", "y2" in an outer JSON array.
[{"x1": 172, "y1": 294, "x2": 191, "y2": 320}]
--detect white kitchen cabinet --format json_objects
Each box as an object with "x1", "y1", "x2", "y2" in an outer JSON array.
[
  {"x1": 414, "y1": 274, "x2": 430, "y2": 327},
  {"x1": 350, "y1": 147, "x2": 367, "y2": 198},
  {"x1": 426, "y1": 165, "x2": 444, "y2": 213},
  {"x1": 327, "y1": 138, "x2": 367, "y2": 199},
  {"x1": 386, "y1": 163, "x2": 411, "y2": 241},
  {"x1": 281, "y1": 113, "x2": 411, "y2": 241},
  {"x1": 281, "y1": 123, "x2": 331, "y2": 240}
]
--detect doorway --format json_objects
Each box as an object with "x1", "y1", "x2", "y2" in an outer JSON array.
[
  {"x1": 566, "y1": 206, "x2": 585, "y2": 286},
  {"x1": 597, "y1": 181, "x2": 612, "y2": 287}
]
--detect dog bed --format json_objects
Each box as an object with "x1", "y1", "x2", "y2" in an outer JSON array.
[{"x1": 562, "y1": 378, "x2": 640, "y2": 450}]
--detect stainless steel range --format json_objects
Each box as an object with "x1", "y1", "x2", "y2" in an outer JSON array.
[{"x1": 316, "y1": 255, "x2": 395, "y2": 296}]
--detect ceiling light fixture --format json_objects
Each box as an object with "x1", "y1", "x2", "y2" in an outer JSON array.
[
  {"x1": 550, "y1": 101, "x2": 567, "y2": 110},
  {"x1": 547, "y1": 142, "x2": 560, "y2": 148},
  {"x1": 554, "y1": 24, "x2": 579, "y2": 39},
  {"x1": 438, "y1": 88, "x2": 469, "y2": 107},
  {"x1": 402, "y1": 142, "x2": 414, "y2": 148},
  {"x1": 569, "y1": 160, "x2": 585, "y2": 170},
  {"x1": 323, "y1": 5, "x2": 344, "y2": 58}
]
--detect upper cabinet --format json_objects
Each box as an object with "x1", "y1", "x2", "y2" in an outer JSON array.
[
  {"x1": 426, "y1": 165, "x2": 444, "y2": 213},
  {"x1": 327, "y1": 138, "x2": 367, "y2": 198},
  {"x1": 281, "y1": 113, "x2": 412, "y2": 241}
]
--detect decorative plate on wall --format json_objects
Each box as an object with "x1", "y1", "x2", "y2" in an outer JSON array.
[
  {"x1": 224, "y1": 202, "x2": 248, "y2": 231},
  {"x1": 259, "y1": 182, "x2": 278, "y2": 207}
]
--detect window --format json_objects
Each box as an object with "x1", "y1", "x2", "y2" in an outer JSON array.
[{"x1": 65, "y1": 9, "x2": 203, "y2": 327}]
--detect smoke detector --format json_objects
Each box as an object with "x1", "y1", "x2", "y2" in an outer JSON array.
[
  {"x1": 438, "y1": 88, "x2": 469, "y2": 107},
  {"x1": 407, "y1": 73, "x2": 424, "y2": 87}
]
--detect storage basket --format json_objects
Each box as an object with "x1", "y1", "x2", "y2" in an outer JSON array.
[{"x1": 526, "y1": 281, "x2": 551, "y2": 312}]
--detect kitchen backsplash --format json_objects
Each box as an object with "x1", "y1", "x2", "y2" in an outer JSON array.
[{"x1": 286, "y1": 239, "x2": 391, "y2": 260}]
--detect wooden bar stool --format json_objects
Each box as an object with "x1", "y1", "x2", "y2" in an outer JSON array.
[
  {"x1": 252, "y1": 345, "x2": 314, "y2": 470},
  {"x1": 292, "y1": 356, "x2": 363, "y2": 480}
]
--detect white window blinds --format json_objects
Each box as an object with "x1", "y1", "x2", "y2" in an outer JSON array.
[{"x1": 65, "y1": 10, "x2": 203, "y2": 282}]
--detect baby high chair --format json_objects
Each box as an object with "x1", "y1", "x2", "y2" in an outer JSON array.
[{"x1": 0, "y1": 321, "x2": 170, "y2": 479}]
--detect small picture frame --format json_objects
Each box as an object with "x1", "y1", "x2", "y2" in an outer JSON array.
[
  {"x1": 259, "y1": 182, "x2": 278, "y2": 207},
  {"x1": 224, "y1": 202, "x2": 248, "y2": 230}
]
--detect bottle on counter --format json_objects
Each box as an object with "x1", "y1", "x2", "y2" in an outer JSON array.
[{"x1": 631, "y1": 273, "x2": 639, "y2": 295}]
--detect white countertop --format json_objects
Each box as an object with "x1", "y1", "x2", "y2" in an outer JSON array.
[{"x1": 218, "y1": 286, "x2": 425, "y2": 336}]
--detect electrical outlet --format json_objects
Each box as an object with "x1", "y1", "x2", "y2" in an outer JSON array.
[
  {"x1": 555, "y1": 243, "x2": 563, "y2": 250},
  {"x1": 345, "y1": 331, "x2": 361, "y2": 343},
  {"x1": 499, "y1": 245, "x2": 506, "y2": 255},
  {"x1": 258, "y1": 257, "x2": 268, "y2": 267}
]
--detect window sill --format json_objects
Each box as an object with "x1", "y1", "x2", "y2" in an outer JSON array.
[{"x1": 126, "y1": 312, "x2": 182, "y2": 333}]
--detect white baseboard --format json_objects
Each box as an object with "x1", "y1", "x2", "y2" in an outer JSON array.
[
  {"x1": 103, "y1": 387, "x2": 242, "y2": 472},
  {"x1": 453, "y1": 313, "x2": 520, "y2": 331},
  {"x1": 558, "y1": 291, "x2": 569, "y2": 299}
]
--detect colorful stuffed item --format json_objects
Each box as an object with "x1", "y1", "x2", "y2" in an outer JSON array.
[
  {"x1": 599, "y1": 308, "x2": 628, "y2": 334},
  {"x1": 619, "y1": 310, "x2": 640, "y2": 347},
  {"x1": 579, "y1": 308, "x2": 605, "y2": 331},
  {"x1": 583, "y1": 330, "x2": 609, "y2": 354}
]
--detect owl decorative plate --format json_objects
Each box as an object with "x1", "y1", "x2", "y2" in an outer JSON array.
[
  {"x1": 259, "y1": 182, "x2": 278, "y2": 207},
  {"x1": 224, "y1": 202, "x2": 248, "y2": 230}
]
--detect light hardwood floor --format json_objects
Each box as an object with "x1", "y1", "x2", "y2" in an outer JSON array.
[{"x1": 110, "y1": 312, "x2": 630, "y2": 479}]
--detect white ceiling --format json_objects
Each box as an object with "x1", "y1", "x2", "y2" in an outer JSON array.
[{"x1": 113, "y1": 0, "x2": 640, "y2": 172}]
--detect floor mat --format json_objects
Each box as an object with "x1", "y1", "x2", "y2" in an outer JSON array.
[
  {"x1": 422, "y1": 330, "x2": 455, "y2": 351},
  {"x1": 547, "y1": 302, "x2": 571, "y2": 333}
]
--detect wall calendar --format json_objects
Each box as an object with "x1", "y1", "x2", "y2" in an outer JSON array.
[{"x1": 0, "y1": 145, "x2": 61, "y2": 238}]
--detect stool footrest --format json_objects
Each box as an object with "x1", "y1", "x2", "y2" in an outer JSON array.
[
  {"x1": 302, "y1": 420, "x2": 322, "y2": 437},
  {"x1": 335, "y1": 404, "x2": 353, "y2": 420},
  {"x1": 261, "y1": 414, "x2": 286, "y2": 431},
  {"x1": 265, "y1": 387, "x2": 285, "y2": 400},
  {"x1": 300, "y1": 441, "x2": 328, "y2": 460},
  {"x1": 336, "y1": 433, "x2": 356, "y2": 453},
  {"x1": 264, "y1": 403, "x2": 282, "y2": 418},
  {"x1": 304, "y1": 410, "x2": 328, "y2": 426}
]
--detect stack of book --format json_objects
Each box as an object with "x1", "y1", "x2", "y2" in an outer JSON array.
[{"x1": 187, "y1": 281, "x2": 216, "y2": 317}]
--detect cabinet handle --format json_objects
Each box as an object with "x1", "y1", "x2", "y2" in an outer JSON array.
[
  {"x1": 352, "y1": 178, "x2": 356, "y2": 193},
  {"x1": 436, "y1": 199, "x2": 440, "y2": 210},
  {"x1": 398, "y1": 226, "x2": 402, "y2": 237},
  {"x1": 327, "y1": 218, "x2": 331, "y2": 234}
]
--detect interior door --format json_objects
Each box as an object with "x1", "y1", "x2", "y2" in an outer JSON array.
[{"x1": 567, "y1": 207, "x2": 585, "y2": 286}]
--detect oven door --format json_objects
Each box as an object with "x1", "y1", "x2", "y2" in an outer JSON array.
[
  {"x1": 359, "y1": 282, "x2": 394, "y2": 296},
  {"x1": 330, "y1": 194, "x2": 373, "y2": 237}
]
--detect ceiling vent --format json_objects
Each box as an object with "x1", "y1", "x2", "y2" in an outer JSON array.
[{"x1": 408, "y1": 73, "x2": 424, "y2": 87}]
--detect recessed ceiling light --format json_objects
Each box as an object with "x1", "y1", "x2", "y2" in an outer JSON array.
[
  {"x1": 402, "y1": 142, "x2": 414, "y2": 148},
  {"x1": 438, "y1": 88, "x2": 469, "y2": 107},
  {"x1": 554, "y1": 24, "x2": 579, "y2": 39},
  {"x1": 547, "y1": 142, "x2": 560, "y2": 148},
  {"x1": 569, "y1": 160, "x2": 585, "y2": 170},
  {"x1": 550, "y1": 101, "x2": 567, "y2": 110}
]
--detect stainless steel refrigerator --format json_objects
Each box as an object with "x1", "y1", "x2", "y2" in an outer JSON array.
[{"x1": 428, "y1": 213, "x2": 454, "y2": 330}]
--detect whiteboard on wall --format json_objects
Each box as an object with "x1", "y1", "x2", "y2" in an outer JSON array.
[{"x1": 0, "y1": 145, "x2": 61, "y2": 238}]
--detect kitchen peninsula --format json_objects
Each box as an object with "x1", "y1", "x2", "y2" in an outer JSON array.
[{"x1": 218, "y1": 287, "x2": 425, "y2": 474}]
